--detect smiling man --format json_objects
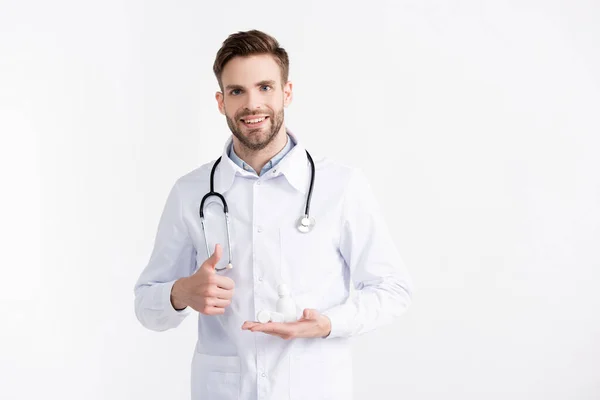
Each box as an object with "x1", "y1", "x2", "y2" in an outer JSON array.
[
  {"x1": 134, "y1": 29, "x2": 413, "y2": 400},
  {"x1": 217, "y1": 52, "x2": 289, "y2": 172}
]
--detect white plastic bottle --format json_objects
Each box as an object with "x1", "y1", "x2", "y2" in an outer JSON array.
[{"x1": 276, "y1": 283, "x2": 297, "y2": 322}]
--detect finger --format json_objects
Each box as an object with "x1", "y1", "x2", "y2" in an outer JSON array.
[
  {"x1": 206, "y1": 298, "x2": 231, "y2": 308},
  {"x1": 301, "y1": 308, "x2": 318, "y2": 320},
  {"x1": 250, "y1": 322, "x2": 295, "y2": 335},
  {"x1": 242, "y1": 321, "x2": 288, "y2": 337},
  {"x1": 256, "y1": 326, "x2": 294, "y2": 340},
  {"x1": 262, "y1": 331, "x2": 289, "y2": 339},
  {"x1": 242, "y1": 321, "x2": 271, "y2": 330},
  {"x1": 203, "y1": 244, "x2": 222, "y2": 271},
  {"x1": 211, "y1": 287, "x2": 234, "y2": 300},
  {"x1": 202, "y1": 306, "x2": 226, "y2": 316},
  {"x1": 242, "y1": 321, "x2": 260, "y2": 330},
  {"x1": 212, "y1": 275, "x2": 235, "y2": 290}
]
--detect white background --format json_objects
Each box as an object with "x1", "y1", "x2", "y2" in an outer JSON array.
[{"x1": 1, "y1": 0, "x2": 599, "y2": 399}]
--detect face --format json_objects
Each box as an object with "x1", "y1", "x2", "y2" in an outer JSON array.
[{"x1": 216, "y1": 54, "x2": 293, "y2": 151}]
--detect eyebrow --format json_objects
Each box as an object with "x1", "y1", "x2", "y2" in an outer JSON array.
[{"x1": 225, "y1": 80, "x2": 277, "y2": 91}]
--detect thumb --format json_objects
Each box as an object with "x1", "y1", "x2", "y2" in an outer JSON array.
[
  {"x1": 203, "y1": 243, "x2": 222, "y2": 271},
  {"x1": 302, "y1": 308, "x2": 317, "y2": 320}
]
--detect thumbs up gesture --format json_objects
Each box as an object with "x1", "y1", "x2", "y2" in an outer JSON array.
[{"x1": 170, "y1": 244, "x2": 235, "y2": 315}]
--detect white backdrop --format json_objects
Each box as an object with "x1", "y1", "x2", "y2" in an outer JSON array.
[{"x1": 1, "y1": 1, "x2": 599, "y2": 399}]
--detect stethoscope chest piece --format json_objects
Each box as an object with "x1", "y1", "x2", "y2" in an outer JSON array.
[{"x1": 297, "y1": 215, "x2": 315, "y2": 233}]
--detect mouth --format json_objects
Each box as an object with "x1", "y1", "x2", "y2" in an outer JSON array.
[{"x1": 240, "y1": 116, "x2": 269, "y2": 128}]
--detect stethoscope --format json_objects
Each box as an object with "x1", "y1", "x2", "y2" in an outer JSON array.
[{"x1": 199, "y1": 150, "x2": 316, "y2": 271}]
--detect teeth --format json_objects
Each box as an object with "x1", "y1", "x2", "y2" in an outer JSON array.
[{"x1": 245, "y1": 117, "x2": 265, "y2": 124}]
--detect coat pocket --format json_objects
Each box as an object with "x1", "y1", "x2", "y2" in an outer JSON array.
[{"x1": 191, "y1": 352, "x2": 241, "y2": 400}]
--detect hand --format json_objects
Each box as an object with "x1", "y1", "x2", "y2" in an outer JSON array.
[
  {"x1": 170, "y1": 244, "x2": 235, "y2": 315},
  {"x1": 241, "y1": 308, "x2": 332, "y2": 339}
]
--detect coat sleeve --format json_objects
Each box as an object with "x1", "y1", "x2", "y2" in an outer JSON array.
[
  {"x1": 133, "y1": 180, "x2": 196, "y2": 331},
  {"x1": 322, "y1": 168, "x2": 413, "y2": 339}
]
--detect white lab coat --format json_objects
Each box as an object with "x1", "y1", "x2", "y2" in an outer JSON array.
[{"x1": 134, "y1": 131, "x2": 413, "y2": 400}]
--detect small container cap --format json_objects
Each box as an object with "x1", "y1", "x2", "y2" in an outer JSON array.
[{"x1": 257, "y1": 310, "x2": 271, "y2": 323}]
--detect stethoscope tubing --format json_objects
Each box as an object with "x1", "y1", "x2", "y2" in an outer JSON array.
[{"x1": 199, "y1": 149, "x2": 315, "y2": 271}]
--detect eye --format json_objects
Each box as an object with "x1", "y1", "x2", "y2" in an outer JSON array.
[
  {"x1": 230, "y1": 89, "x2": 242, "y2": 96},
  {"x1": 260, "y1": 85, "x2": 272, "y2": 92}
]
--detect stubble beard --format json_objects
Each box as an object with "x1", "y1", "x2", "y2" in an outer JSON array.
[{"x1": 226, "y1": 108, "x2": 285, "y2": 152}]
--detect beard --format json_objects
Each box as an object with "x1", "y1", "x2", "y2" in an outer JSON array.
[{"x1": 226, "y1": 107, "x2": 285, "y2": 151}]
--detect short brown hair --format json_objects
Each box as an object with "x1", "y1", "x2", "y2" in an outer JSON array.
[{"x1": 213, "y1": 30, "x2": 289, "y2": 91}]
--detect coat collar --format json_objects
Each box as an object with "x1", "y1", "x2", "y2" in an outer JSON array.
[{"x1": 214, "y1": 128, "x2": 310, "y2": 195}]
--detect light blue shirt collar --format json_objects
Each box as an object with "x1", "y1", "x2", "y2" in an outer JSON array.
[{"x1": 228, "y1": 133, "x2": 295, "y2": 176}]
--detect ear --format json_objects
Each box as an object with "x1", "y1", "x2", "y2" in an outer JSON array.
[
  {"x1": 215, "y1": 91, "x2": 225, "y2": 115},
  {"x1": 283, "y1": 81, "x2": 293, "y2": 108}
]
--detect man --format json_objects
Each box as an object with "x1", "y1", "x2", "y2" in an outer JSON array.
[{"x1": 134, "y1": 29, "x2": 413, "y2": 400}]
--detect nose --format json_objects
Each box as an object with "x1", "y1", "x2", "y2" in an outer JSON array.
[{"x1": 243, "y1": 89, "x2": 262, "y2": 112}]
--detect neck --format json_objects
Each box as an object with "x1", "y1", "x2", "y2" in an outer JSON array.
[{"x1": 233, "y1": 126, "x2": 288, "y2": 174}]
